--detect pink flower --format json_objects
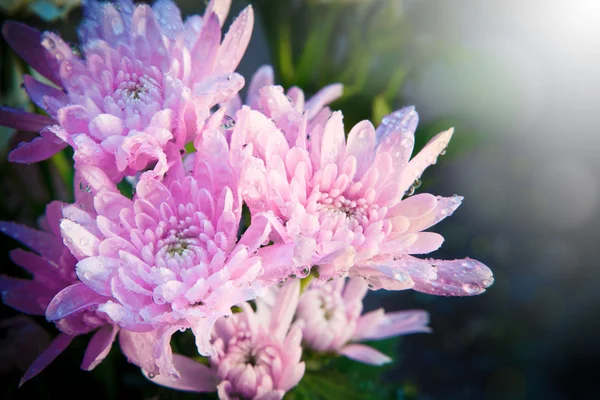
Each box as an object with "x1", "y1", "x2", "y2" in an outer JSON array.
[
  {"x1": 296, "y1": 277, "x2": 430, "y2": 365},
  {"x1": 231, "y1": 104, "x2": 493, "y2": 295},
  {"x1": 0, "y1": 0, "x2": 253, "y2": 181},
  {"x1": 145, "y1": 280, "x2": 305, "y2": 400},
  {"x1": 46, "y1": 111, "x2": 291, "y2": 378},
  {"x1": 0, "y1": 201, "x2": 120, "y2": 386}
]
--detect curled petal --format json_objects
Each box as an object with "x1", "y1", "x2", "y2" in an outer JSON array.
[{"x1": 46, "y1": 283, "x2": 106, "y2": 321}]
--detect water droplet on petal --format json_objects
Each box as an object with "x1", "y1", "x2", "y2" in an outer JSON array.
[
  {"x1": 400, "y1": 138, "x2": 412, "y2": 148},
  {"x1": 79, "y1": 181, "x2": 92, "y2": 193},
  {"x1": 147, "y1": 373, "x2": 155, "y2": 379},
  {"x1": 221, "y1": 115, "x2": 235, "y2": 130},
  {"x1": 462, "y1": 282, "x2": 481, "y2": 294}
]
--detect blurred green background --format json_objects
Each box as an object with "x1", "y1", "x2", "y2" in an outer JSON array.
[{"x1": 2, "y1": 0, "x2": 600, "y2": 399}]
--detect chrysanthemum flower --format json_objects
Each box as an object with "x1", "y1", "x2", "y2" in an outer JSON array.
[
  {"x1": 145, "y1": 280, "x2": 305, "y2": 400},
  {"x1": 0, "y1": 0, "x2": 252, "y2": 180},
  {"x1": 296, "y1": 277, "x2": 430, "y2": 365},
  {"x1": 231, "y1": 103, "x2": 493, "y2": 295},
  {"x1": 45, "y1": 111, "x2": 291, "y2": 378},
  {"x1": 0, "y1": 201, "x2": 121, "y2": 385}
]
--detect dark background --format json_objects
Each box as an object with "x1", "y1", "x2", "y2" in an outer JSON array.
[{"x1": 1, "y1": 0, "x2": 599, "y2": 399}]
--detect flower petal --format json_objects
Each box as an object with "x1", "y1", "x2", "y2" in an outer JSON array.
[
  {"x1": 205, "y1": 0, "x2": 232, "y2": 26},
  {"x1": 143, "y1": 354, "x2": 218, "y2": 392},
  {"x1": 19, "y1": 333, "x2": 75, "y2": 387},
  {"x1": 0, "y1": 221, "x2": 62, "y2": 261},
  {"x1": 46, "y1": 283, "x2": 106, "y2": 321},
  {"x1": 81, "y1": 324, "x2": 120, "y2": 371},
  {"x1": 398, "y1": 128, "x2": 453, "y2": 193},
  {"x1": 214, "y1": 6, "x2": 254, "y2": 74},
  {"x1": 340, "y1": 343, "x2": 391, "y2": 366},
  {"x1": 398, "y1": 256, "x2": 494, "y2": 296},
  {"x1": 270, "y1": 280, "x2": 300, "y2": 341},
  {"x1": 0, "y1": 107, "x2": 55, "y2": 132},
  {"x1": 2, "y1": 21, "x2": 61, "y2": 85}
]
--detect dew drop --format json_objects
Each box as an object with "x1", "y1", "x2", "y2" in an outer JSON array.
[
  {"x1": 221, "y1": 115, "x2": 235, "y2": 130},
  {"x1": 79, "y1": 181, "x2": 92, "y2": 193},
  {"x1": 43, "y1": 37, "x2": 56, "y2": 49},
  {"x1": 400, "y1": 138, "x2": 412, "y2": 148},
  {"x1": 462, "y1": 282, "x2": 481, "y2": 294},
  {"x1": 147, "y1": 373, "x2": 155, "y2": 379}
]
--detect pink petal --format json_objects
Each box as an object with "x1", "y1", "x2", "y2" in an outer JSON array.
[
  {"x1": 388, "y1": 195, "x2": 461, "y2": 235},
  {"x1": 19, "y1": 333, "x2": 75, "y2": 387},
  {"x1": 81, "y1": 324, "x2": 119, "y2": 371},
  {"x1": 405, "y1": 232, "x2": 445, "y2": 255},
  {"x1": 78, "y1": 165, "x2": 118, "y2": 194},
  {"x1": 247, "y1": 65, "x2": 274, "y2": 109},
  {"x1": 9, "y1": 131, "x2": 67, "y2": 163},
  {"x1": 152, "y1": 0, "x2": 184, "y2": 39},
  {"x1": 346, "y1": 120, "x2": 376, "y2": 180},
  {"x1": 0, "y1": 107, "x2": 55, "y2": 132},
  {"x1": 119, "y1": 330, "x2": 162, "y2": 376},
  {"x1": 2, "y1": 21, "x2": 61, "y2": 86},
  {"x1": 255, "y1": 391, "x2": 285, "y2": 400},
  {"x1": 0, "y1": 276, "x2": 48, "y2": 315},
  {"x1": 355, "y1": 309, "x2": 431, "y2": 341},
  {"x1": 398, "y1": 128, "x2": 454, "y2": 193},
  {"x1": 143, "y1": 354, "x2": 218, "y2": 392},
  {"x1": 270, "y1": 280, "x2": 300, "y2": 341},
  {"x1": 340, "y1": 343, "x2": 392, "y2": 366},
  {"x1": 205, "y1": 0, "x2": 232, "y2": 26},
  {"x1": 399, "y1": 256, "x2": 494, "y2": 296},
  {"x1": 131, "y1": 5, "x2": 168, "y2": 70},
  {"x1": 349, "y1": 263, "x2": 415, "y2": 291},
  {"x1": 192, "y1": 316, "x2": 220, "y2": 357},
  {"x1": 0, "y1": 221, "x2": 62, "y2": 261},
  {"x1": 342, "y1": 277, "x2": 369, "y2": 303},
  {"x1": 46, "y1": 283, "x2": 106, "y2": 321},
  {"x1": 76, "y1": 256, "x2": 118, "y2": 296},
  {"x1": 9, "y1": 249, "x2": 66, "y2": 289},
  {"x1": 59, "y1": 219, "x2": 100, "y2": 260},
  {"x1": 214, "y1": 6, "x2": 254, "y2": 74},
  {"x1": 23, "y1": 75, "x2": 68, "y2": 114},
  {"x1": 193, "y1": 72, "x2": 245, "y2": 106},
  {"x1": 88, "y1": 114, "x2": 124, "y2": 141},
  {"x1": 375, "y1": 106, "x2": 418, "y2": 174},
  {"x1": 237, "y1": 214, "x2": 271, "y2": 254},
  {"x1": 305, "y1": 83, "x2": 343, "y2": 120},
  {"x1": 319, "y1": 111, "x2": 345, "y2": 168},
  {"x1": 57, "y1": 105, "x2": 91, "y2": 134},
  {"x1": 189, "y1": 13, "x2": 221, "y2": 81}
]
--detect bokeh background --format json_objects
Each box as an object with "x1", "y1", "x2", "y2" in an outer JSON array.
[{"x1": 1, "y1": 0, "x2": 599, "y2": 399}]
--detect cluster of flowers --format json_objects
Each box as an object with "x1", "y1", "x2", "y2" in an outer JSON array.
[{"x1": 0, "y1": 0, "x2": 493, "y2": 398}]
